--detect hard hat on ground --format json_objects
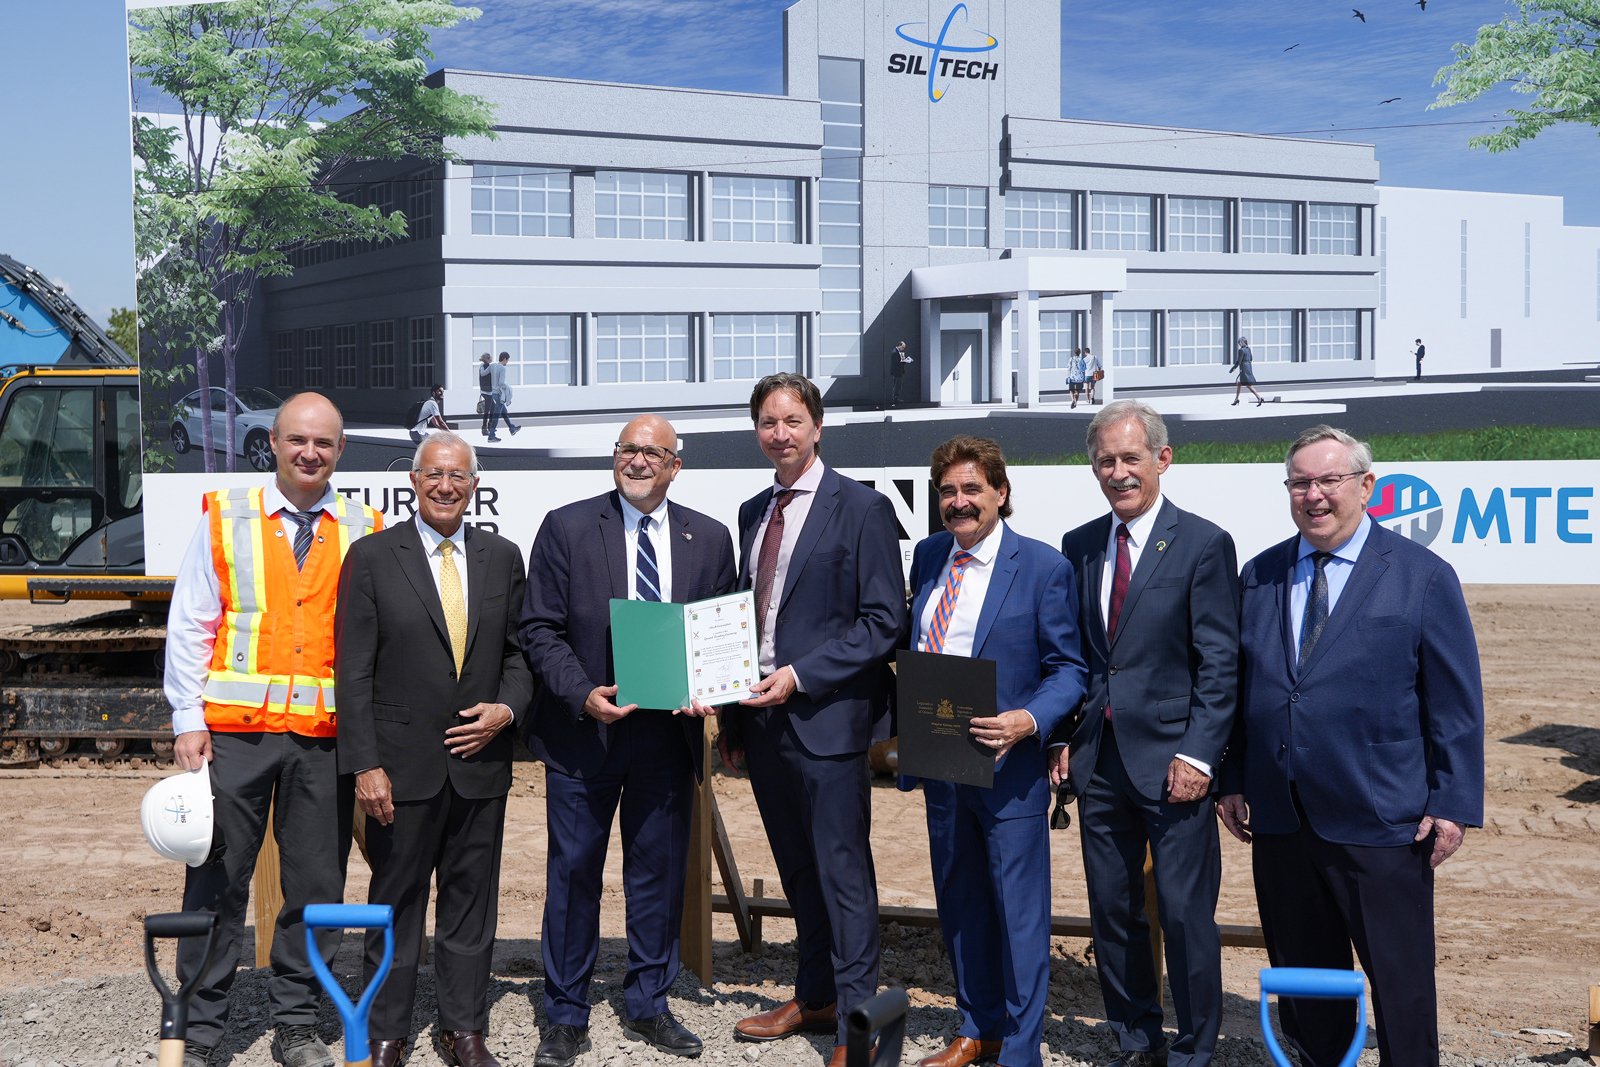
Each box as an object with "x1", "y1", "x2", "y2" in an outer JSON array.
[{"x1": 140, "y1": 763, "x2": 217, "y2": 867}]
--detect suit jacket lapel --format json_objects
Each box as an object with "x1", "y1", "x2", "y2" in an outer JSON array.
[
  {"x1": 464, "y1": 525, "x2": 490, "y2": 658},
  {"x1": 1109, "y1": 501, "x2": 1179, "y2": 652},
  {"x1": 779, "y1": 469, "x2": 838, "y2": 612},
  {"x1": 1085, "y1": 515, "x2": 1112, "y2": 655},
  {"x1": 972, "y1": 527, "x2": 1020, "y2": 655},
  {"x1": 909, "y1": 532, "x2": 952, "y2": 643},
  {"x1": 1298, "y1": 531, "x2": 1391, "y2": 678},
  {"x1": 599, "y1": 492, "x2": 630, "y2": 602},
  {"x1": 1277, "y1": 544, "x2": 1300, "y2": 680},
  {"x1": 667, "y1": 501, "x2": 694, "y2": 602},
  {"x1": 738, "y1": 488, "x2": 772, "y2": 588},
  {"x1": 392, "y1": 520, "x2": 450, "y2": 652}
]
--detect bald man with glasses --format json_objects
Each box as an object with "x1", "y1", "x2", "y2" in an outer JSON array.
[{"x1": 518, "y1": 414, "x2": 736, "y2": 1067}]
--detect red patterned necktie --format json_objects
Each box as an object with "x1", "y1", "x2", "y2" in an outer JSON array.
[
  {"x1": 924, "y1": 550, "x2": 977, "y2": 653},
  {"x1": 753, "y1": 489, "x2": 797, "y2": 641},
  {"x1": 1107, "y1": 523, "x2": 1132, "y2": 639}
]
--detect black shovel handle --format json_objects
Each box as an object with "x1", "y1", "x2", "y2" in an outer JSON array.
[{"x1": 144, "y1": 912, "x2": 219, "y2": 1046}]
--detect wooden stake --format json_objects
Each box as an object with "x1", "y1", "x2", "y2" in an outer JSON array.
[{"x1": 680, "y1": 731, "x2": 714, "y2": 985}]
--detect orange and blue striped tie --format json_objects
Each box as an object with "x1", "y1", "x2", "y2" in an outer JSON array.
[{"x1": 925, "y1": 550, "x2": 976, "y2": 654}]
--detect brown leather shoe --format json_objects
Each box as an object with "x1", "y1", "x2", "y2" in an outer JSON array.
[
  {"x1": 917, "y1": 1037, "x2": 1003, "y2": 1067},
  {"x1": 370, "y1": 1040, "x2": 406, "y2": 1067},
  {"x1": 733, "y1": 998, "x2": 838, "y2": 1041},
  {"x1": 826, "y1": 1043, "x2": 878, "y2": 1067},
  {"x1": 435, "y1": 1029, "x2": 500, "y2": 1067}
]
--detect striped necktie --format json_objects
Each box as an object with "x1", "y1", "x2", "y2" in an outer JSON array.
[
  {"x1": 287, "y1": 510, "x2": 319, "y2": 570},
  {"x1": 924, "y1": 550, "x2": 976, "y2": 654},
  {"x1": 636, "y1": 515, "x2": 661, "y2": 602}
]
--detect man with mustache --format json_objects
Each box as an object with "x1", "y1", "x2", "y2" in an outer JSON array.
[
  {"x1": 519, "y1": 414, "x2": 736, "y2": 1067},
  {"x1": 903, "y1": 436, "x2": 1085, "y2": 1067},
  {"x1": 1048, "y1": 400, "x2": 1241, "y2": 1067}
]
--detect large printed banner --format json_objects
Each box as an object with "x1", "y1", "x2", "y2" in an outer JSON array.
[{"x1": 144, "y1": 460, "x2": 1599, "y2": 585}]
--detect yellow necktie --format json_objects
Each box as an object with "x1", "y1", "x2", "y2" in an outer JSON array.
[{"x1": 439, "y1": 539, "x2": 466, "y2": 673}]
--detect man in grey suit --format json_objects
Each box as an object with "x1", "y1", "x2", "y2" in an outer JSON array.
[
  {"x1": 336, "y1": 431, "x2": 535, "y2": 1067},
  {"x1": 1049, "y1": 400, "x2": 1240, "y2": 1067}
]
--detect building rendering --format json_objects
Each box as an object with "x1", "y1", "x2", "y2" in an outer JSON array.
[{"x1": 250, "y1": 0, "x2": 1600, "y2": 425}]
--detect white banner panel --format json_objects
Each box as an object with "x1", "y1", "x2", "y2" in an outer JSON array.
[{"x1": 144, "y1": 460, "x2": 1599, "y2": 585}]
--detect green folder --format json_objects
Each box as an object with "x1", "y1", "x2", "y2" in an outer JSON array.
[{"x1": 609, "y1": 590, "x2": 758, "y2": 710}]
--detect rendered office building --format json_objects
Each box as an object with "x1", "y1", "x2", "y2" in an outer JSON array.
[{"x1": 254, "y1": 0, "x2": 1598, "y2": 424}]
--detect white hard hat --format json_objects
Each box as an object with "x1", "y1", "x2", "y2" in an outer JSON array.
[{"x1": 140, "y1": 763, "x2": 216, "y2": 867}]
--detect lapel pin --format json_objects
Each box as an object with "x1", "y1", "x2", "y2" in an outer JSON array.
[
  {"x1": 1156, "y1": 540, "x2": 1167, "y2": 552},
  {"x1": 683, "y1": 531, "x2": 693, "y2": 541}
]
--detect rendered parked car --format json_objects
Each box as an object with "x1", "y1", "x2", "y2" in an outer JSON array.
[{"x1": 170, "y1": 386, "x2": 283, "y2": 472}]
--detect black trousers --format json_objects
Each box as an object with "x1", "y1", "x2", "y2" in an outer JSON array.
[
  {"x1": 1252, "y1": 813, "x2": 1438, "y2": 1067},
  {"x1": 363, "y1": 782, "x2": 507, "y2": 1038},
  {"x1": 743, "y1": 707, "x2": 879, "y2": 1045},
  {"x1": 179, "y1": 731, "x2": 352, "y2": 1050}
]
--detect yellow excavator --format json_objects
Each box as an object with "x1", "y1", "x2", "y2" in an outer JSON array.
[{"x1": 0, "y1": 253, "x2": 172, "y2": 766}]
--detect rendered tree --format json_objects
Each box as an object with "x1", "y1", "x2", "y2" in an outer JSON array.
[
  {"x1": 1432, "y1": 0, "x2": 1600, "y2": 151},
  {"x1": 129, "y1": 0, "x2": 495, "y2": 471},
  {"x1": 106, "y1": 307, "x2": 140, "y2": 359}
]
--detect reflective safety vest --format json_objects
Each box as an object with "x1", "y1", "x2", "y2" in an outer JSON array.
[{"x1": 201, "y1": 486, "x2": 382, "y2": 736}]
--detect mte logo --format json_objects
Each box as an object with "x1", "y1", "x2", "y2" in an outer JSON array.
[
  {"x1": 889, "y1": 3, "x2": 1000, "y2": 102},
  {"x1": 1368, "y1": 473, "x2": 1444, "y2": 548}
]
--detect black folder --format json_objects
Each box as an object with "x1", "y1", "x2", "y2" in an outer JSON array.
[{"x1": 895, "y1": 648, "x2": 996, "y2": 788}]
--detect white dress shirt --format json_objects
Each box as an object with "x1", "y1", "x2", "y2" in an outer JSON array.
[
  {"x1": 164, "y1": 483, "x2": 339, "y2": 736},
  {"x1": 1096, "y1": 494, "x2": 1211, "y2": 778},
  {"x1": 412, "y1": 513, "x2": 469, "y2": 605},
  {"x1": 618, "y1": 495, "x2": 674, "y2": 603},
  {"x1": 753, "y1": 458, "x2": 825, "y2": 686},
  {"x1": 1289, "y1": 514, "x2": 1372, "y2": 651}
]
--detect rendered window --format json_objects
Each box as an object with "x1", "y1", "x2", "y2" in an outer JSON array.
[
  {"x1": 1240, "y1": 201, "x2": 1295, "y2": 254},
  {"x1": 1308, "y1": 204, "x2": 1358, "y2": 255},
  {"x1": 407, "y1": 170, "x2": 435, "y2": 240},
  {"x1": 1238, "y1": 310, "x2": 1295, "y2": 363},
  {"x1": 929, "y1": 185, "x2": 988, "y2": 248},
  {"x1": 368, "y1": 320, "x2": 396, "y2": 389},
  {"x1": 1090, "y1": 194, "x2": 1153, "y2": 251},
  {"x1": 1037, "y1": 311, "x2": 1076, "y2": 370},
  {"x1": 272, "y1": 332, "x2": 295, "y2": 390},
  {"x1": 712, "y1": 315, "x2": 800, "y2": 380},
  {"x1": 596, "y1": 171, "x2": 689, "y2": 241},
  {"x1": 408, "y1": 317, "x2": 435, "y2": 389},
  {"x1": 596, "y1": 315, "x2": 691, "y2": 384},
  {"x1": 1167, "y1": 198, "x2": 1226, "y2": 253},
  {"x1": 471, "y1": 315, "x2": 573, "y2": 386},
  {"x1": 470, "y1": 165, "x2": 572, "y2": 237},
  {"x1": 333, "y1": 324, "x2": 357, "y2": 388},
  {"x1": 712, "y1": 177, "x2": 798, "y2": 243},
  {"x1": 1112, "y1": 311, "x2": 1155, "y2": 368},
  {"x1": 1005, "y1": 190, "x2": 1075, "y2": 249},
  {"x1": 1166, "y1": 311, "x2": 1227, "y2": 367},
  {"x1": 1306, "y1": 310, "x2": 1358, "y2": 361},
  {"x1": 302, "y1": 327, "x2": 325, "y2": 386}
]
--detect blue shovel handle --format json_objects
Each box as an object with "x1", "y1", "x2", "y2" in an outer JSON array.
[
  {"x1": 304, "y1": 904, "x2": 395, "y2": 1067},
  {"x1": 1258, "y1": 968, "x2": 1366, "y2": 1067}
]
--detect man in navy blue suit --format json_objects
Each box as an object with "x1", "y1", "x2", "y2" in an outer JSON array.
[
  {"x1": 1049, "y1": 400, "x2": 1240, "y2": 1067},
  {"x1": 721, "y1": 373, "x2": 906, "y2": 1067},
  {"x1": 904, "y1": 436, "x2": 1085, "y2": 1067},
  {"x1": 1218, "y1": 425, "x2": 1484, "y2": 1067},
  {"x1": 518, "y1": 414, "x2": 736, "y2": 1067}
]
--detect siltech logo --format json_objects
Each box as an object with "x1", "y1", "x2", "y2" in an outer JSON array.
[
  {"x1": 889, "y1": 3, "x2": 1000, "y2": 103},
  {"x1": 1370, "y1": 472, "x2": 1595, "y2": 547}
]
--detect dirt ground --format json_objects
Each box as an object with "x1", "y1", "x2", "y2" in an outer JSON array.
[{"x1": 0, "y1": 585, "x2": 1596, "y2": 1060}]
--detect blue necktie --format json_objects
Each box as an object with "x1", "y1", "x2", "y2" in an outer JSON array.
[
  {"x1": 1298, "y1": 552, "x2": 1332, "y2": 670},
  {"x1": 288, "y1": 511, "x2": 318, "y2": 570},
  {"x1": 636, "y1": 515, "x2": 661, "y2": 602}
]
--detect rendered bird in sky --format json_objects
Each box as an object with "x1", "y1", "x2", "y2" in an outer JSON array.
[
  {"x1": 1353, "y1": 8, "x2": 1367, "y2": 20},
  {"x1": 1380, "y1": 97, "x2": 1401, "y2": 104},
  {"x1": 1416, "y1": 0, "x2": 1427, "y2": 9},
  {"x1": 1284, "y1": 42, "x2": 1300, "y2": 51}
]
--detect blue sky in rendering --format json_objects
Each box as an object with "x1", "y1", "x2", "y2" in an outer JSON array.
[{"x1": 6, "y1": 0, "x2": 1598, "y2": 328}]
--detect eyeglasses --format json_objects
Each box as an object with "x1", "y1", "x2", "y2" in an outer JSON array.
[
  {"x1": 614, "y1": 442, "x2": 678, "y2": 466},
  {"x1": 415, "y1": 468, "x2": 475, "y2": 487},
  {"x1": 1284, "y1": 471, "x2": 1364, "y2": 496}
]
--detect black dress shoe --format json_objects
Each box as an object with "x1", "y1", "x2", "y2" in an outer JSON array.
[
  {"x1": 534, "y1": 1024, "x2": 591, "y2": 1067},
  {"x1": 623, "y1": 1011, "x2": 704, "y2": 1057},
  {"x1": 1105, "y1": 1050, "x2": 1168, "y2": 1067},
  {"x1": 371, "y1": 1040, "x2": 406, "y2": 1067}
]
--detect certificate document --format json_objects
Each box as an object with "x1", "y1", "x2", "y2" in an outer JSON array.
[
  {"x1": 610, "y1": 590, "x2": 758, "y2": 709},
  {"x1": 895, "y1": 648, "x2": 996, "y2": 788}
]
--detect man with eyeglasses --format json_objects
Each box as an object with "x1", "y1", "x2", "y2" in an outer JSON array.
[
  {"x1": 518, "y1": 414, "x2": 736, "y2": 1067},
  {"x1": 335, "y1": 430, "x2": 533, "y2": 1067},
  {"x1": 1047, "y1": 399, "x2": 1240, "y2": 1067},
  {"x1": 1217, "y1": 425, "x2": 1483, "y2": 1067}
]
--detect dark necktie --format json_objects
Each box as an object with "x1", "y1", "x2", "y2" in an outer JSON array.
[
  {"x1": 287, "y1": 510, "x2": 318, "y2": 570},
  {"x1": 1298, "y1": 552, "x2": 1333, "y2": 670},
  {"x1": 636, "y1": 515, "x2": 661, "y2": 602},
  {"x1": 1107, "y1": 522, "x2": 1132, "y2": 639},
  {"x1": 924, "y1": 550, "x2": 976, "y2": 654},
  {"x1": 753, "y1": 489, "x2": 797, "y2": 640}
]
